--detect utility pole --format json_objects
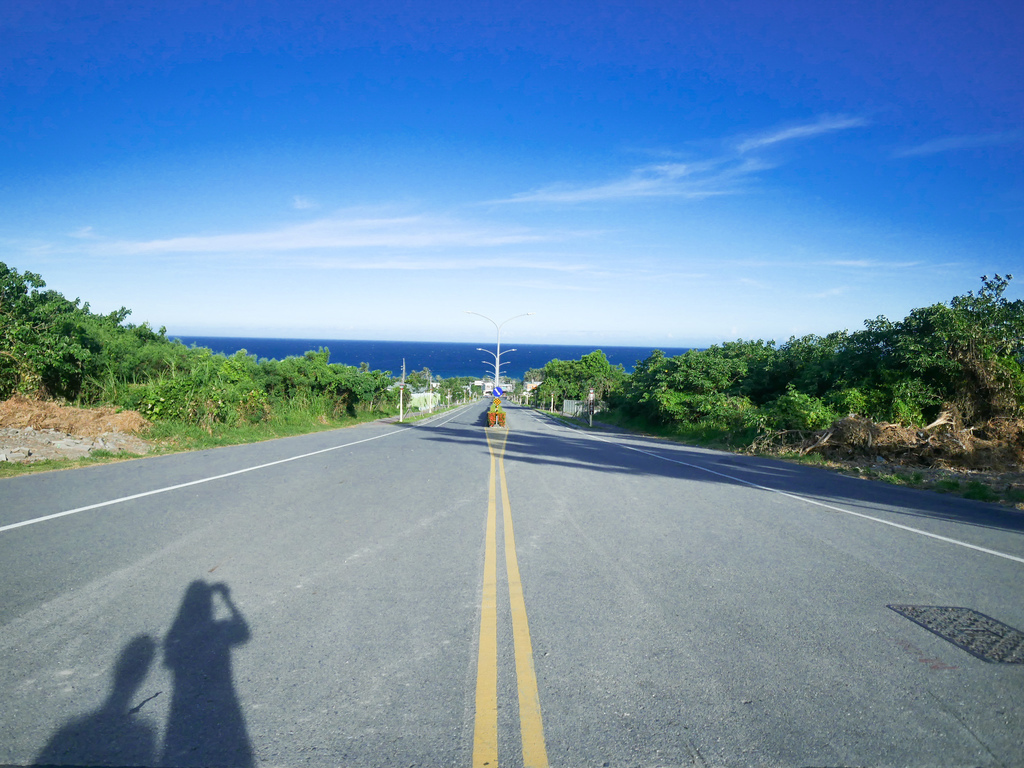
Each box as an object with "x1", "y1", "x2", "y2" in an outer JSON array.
[{"x1": 400, "y1": 358, "x2": 406, "y2": 423}]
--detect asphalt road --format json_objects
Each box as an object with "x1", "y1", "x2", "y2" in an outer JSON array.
[{"x1": 1, "y1": 400, "x2": 1022, "y2": 767}]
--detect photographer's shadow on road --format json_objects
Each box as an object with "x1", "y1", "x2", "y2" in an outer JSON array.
[
  {"x1": 34, "y1": 634, "x2": 159, "y2": 766},
  {"x1": 161, "y1": 580, "x2": 253, "y2": 768},
  {"x1": 34, "y1": 579, "x2": 254, "y2": 768}
]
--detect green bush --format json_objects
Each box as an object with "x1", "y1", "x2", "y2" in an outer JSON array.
[
  {"x1": 608, "y1": 276, "x2": 1023, "y2": 442},
  {"x1": 827, "y1": 387, "x2": 869, "y2": 417},
  {"x1": 766, "y1": 386, "x2": 839, "y2": 431}
]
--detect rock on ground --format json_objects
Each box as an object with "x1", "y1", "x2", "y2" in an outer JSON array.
[{"x1": 0, "y1": 397, "x2": 152, "y2": 464}]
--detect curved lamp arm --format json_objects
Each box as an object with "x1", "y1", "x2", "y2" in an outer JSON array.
[{"x1": 465, "y1": 312, "x2": 533, "y2": 387}]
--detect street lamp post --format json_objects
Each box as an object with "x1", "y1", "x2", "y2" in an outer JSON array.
[
  {"x1": 478, "y1": 347, "x2": 516, "y2": 391},
  {"x1": 465, "y1": 311, "x2": 534, "y2": 390}
]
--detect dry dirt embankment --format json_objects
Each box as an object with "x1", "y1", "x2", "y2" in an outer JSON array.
[
  {"x1": 0, "y1": 396, "x2": 152, "y2": 463},
  {"x1": 751, "y1": 412, "x2": 1024, "y2": 509}
]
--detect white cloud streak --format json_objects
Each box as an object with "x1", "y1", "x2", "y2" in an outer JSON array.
[
  {"x1": 502, "y1": 279, "x2": 597, "y2": 292},
  {"x1": 88, "y1": 215, "x2": 549, "y2": 257},
  {"x1": 826, "y1": 259, "x2": 923, "y2": 269},
  {"x1": 811, "y1": 287, "x2": 849, "y2": 299},
  {"x1": 737, "y1": 116, "x2": 868, "y2": 153},
  {"x1": 292, "y1": 195, "x2": 319, "y2": 210},
  {"x1": 738, "y1": 277, "x2": 769, "y2": 289},
  {"x1": 894, "y1": 130, "x2": 1024, "y2": 158},
  {"x1": 301, "y1": 256, "x2": 595, "y2": 273},
  {"x1": 495, "y1": 158, "x2": 772, "y2": 204},
  {"x1": 497, "y1": 115, "x2": 866, "y2": 205}
]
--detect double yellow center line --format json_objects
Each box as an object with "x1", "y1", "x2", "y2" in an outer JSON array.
[{"x1": 473, "y1": 428, "x2": 549, "y2": 768}]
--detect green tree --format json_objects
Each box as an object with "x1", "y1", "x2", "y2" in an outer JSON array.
[
  {"x1": 404, "y1": 367, "x2": 433, "y2": 393},
  {"x1": 0, "y1": 262, "x2": 129, "y2": 400},
  {"x1": 535, "y1": 351, "x2": 625, "y2": 405}
]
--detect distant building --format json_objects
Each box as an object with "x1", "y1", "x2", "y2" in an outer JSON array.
[{"x1": 410, "y1": 392, "x2": 438, "y2": 411}]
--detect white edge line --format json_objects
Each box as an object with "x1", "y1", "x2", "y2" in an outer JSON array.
[
  {"x1": 0, "y1": 429, "x2": 400, "y2": 534},
  {"x1": 398, "y1": 402, "x2": 474, "y2": 428},
  {"x1": 432, "y1": 403, "x2": 476, "y2": 427},
  {"x1": 555, "y1": 417, "x2": 1024, "y2": 566}
]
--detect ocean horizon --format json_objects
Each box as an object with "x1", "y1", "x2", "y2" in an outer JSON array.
[{"x1": 171, "y1": 336, "x2": 693, "y2": 380}]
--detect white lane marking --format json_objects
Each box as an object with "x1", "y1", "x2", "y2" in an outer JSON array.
[
  {"x1": 542, "y1": 414, "x2": 1024, "y2": 566},
  {"x1": 0, "y1": 430, "x2": 401, "y2": 534},
  {"x1": 398, "y1": 402, "x2": 476, "y2": 428},
  {"x1": 424, "y1": 403, "x2": 476, "y2": 427}
]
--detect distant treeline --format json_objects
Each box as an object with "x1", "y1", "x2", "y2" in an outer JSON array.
[
  {"x1": 4, "y1": 262, "x2": 1021, "y2": 442},
  {"x1": 527, "y1": 275, "x2": 1024, "y2": 439},
  {"x1": 0, "y1": 262, "x2": 403, "y2": 426}
]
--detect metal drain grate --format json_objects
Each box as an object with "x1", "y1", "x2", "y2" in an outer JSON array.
[{"x1": 888, "y1": 605, "x2": 1024, "y2": 663}]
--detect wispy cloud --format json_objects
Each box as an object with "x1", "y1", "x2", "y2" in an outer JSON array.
[
  {"x1": 494, "y1": 158, "x2": 771, "y2": 204},
  {"x1": 85, "y1": 214, "x2": 549, "y2": 257},
  {"x1": 502, "y1": 279, "x2": 597, "y2": 292},
  {"x1": 826, "y1": 259, "x2": 923, "y2": 269},
  {"x1": 811, "y1": 286, "x2": 849, "y2": 299},
  {"x1": 641, "y1": 271, "x2": 709, "y2": 282},
  {"x1": 738, "y1": 277, "x2": 770, "y2": 289},
  {"x1": 301, "y1": 256, "x2": 595, "y2": 273},
  {"x1": 496, "y1": 116, "x2": 866, "y2": 205},
  {"x1": 737, "y1": 115, "x2": 868, "y2": 153},
  {"x1": 894, "y1": 130, "x2": 1024, "y2": 158},
  {"x1": 292, "y1": 195, "x2": 319, "y2": 210}
]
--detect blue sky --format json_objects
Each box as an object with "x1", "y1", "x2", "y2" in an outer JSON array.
[{"x1": 2, "y1": 1, "x2": 1021, "y2": 346}]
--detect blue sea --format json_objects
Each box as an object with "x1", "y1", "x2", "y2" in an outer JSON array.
[{"x1": 170, "y1": 336, "x2": 692, "y2": 380}]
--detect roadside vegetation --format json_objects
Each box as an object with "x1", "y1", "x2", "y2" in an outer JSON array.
[
  {"x1": 0, "y1": 261, "x2": 414, "y2": 462},
  {"x1": 527, "y1": 276, "x2": 1024, "y2": 507},
  {"x1": 401, "y1": 367, "x2": 481, "y2": 412}
]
